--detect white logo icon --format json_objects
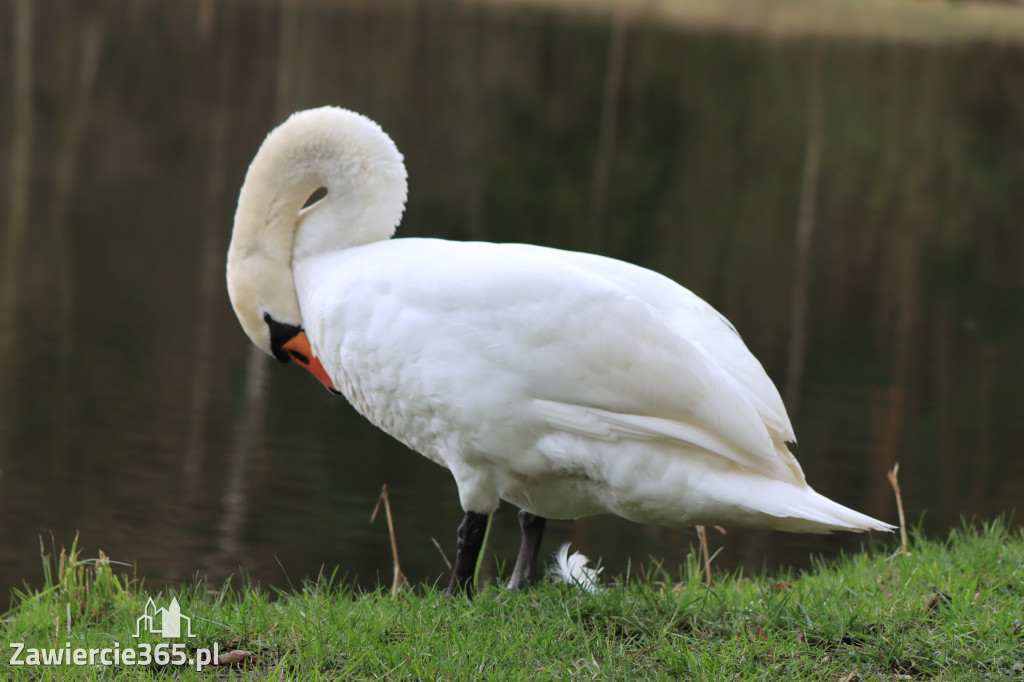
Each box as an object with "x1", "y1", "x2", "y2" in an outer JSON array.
[{"x1": 133, "y1": 597, "x2": 195, "y2": 638}]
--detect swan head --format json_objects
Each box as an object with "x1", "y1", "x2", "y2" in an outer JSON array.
[{"x1": 226, "y1": 106, "x2": 407, "y2": 391}]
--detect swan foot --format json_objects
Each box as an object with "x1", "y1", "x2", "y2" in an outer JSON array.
[{"x1": 506, "y1": 510, "x2": 547, "y2": 590}]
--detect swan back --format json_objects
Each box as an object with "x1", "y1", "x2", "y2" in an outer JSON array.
[{"x1": 226, "y1": 106, "x2": 407, "y2": 355}]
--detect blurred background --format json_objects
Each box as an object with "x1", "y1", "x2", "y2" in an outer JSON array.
[{"x1": 1, "y1": 0, "x2": 1022, "y2": 607}]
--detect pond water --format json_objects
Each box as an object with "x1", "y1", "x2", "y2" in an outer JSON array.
[{"x1": 1, "y1": 0, "x2": 1022, "y2": 606}]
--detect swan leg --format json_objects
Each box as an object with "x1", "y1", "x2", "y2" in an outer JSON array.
[
  {"x1": 506, "y1": 510, "x2": 547, "y2": 590},
  {"x1": 445, "y1": 511, "x2": 489, "y2": 597}
]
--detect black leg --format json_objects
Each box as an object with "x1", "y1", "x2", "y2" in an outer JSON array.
[
  {"x1": 446, "y1": 511, "x2": 489, "y2": 597},
  {"x1": 506, "y1": 510, "x2": 547, "y2": 590}
]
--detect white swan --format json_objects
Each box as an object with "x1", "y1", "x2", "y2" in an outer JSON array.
[{"x1": 226, "y1": 106, "x2": 894, "y2": 595}]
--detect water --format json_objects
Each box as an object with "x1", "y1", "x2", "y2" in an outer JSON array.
[{"x1": 1, "y1": 0, "x2": 1022, "y2": 606}]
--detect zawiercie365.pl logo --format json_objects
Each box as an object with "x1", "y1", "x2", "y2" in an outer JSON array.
[{"x1": 8, "y1": 597, "x2": 219, "y2": 671}]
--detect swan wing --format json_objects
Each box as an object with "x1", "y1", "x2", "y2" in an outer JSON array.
[{"x1": 504, "y1": 244, "x2": 796, "y2": 443}]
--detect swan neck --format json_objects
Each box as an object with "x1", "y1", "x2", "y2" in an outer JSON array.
[{"x1": 226, "y1": 106, "x2": 408, "y2": 354}]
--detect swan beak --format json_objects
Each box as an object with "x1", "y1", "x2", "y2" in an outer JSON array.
[{"x1": 281, "y1": 331, "x2": 340, "y2": 395}]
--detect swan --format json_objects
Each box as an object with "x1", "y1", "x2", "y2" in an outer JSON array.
[{"x1": 226, "y1": 106, "x2": 894, "y2": 596}]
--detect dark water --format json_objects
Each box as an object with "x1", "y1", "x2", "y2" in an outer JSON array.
[{"x1": 1, "y1": 0, "x2": 1022, "y2": 607}]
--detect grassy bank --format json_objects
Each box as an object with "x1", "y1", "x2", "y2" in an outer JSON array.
[{"x1": 2, "y1": 519, "x2": 1022, "y2": 680}]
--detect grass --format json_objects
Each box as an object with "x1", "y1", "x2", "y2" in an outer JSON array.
[{"x1": 2, "y1": 519, "x2": 1022, "y2": 680}]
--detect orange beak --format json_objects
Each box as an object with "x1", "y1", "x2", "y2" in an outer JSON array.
[{"x1": 281, "y1": 331, "x2": 339, "y2": 394}]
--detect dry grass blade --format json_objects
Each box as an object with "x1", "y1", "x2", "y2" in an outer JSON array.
[
  {"x1": 887, "y1": 463, "x2": 909, "y2": 556},
  {"x1": 696, "y1": 525, "x2": 712, "y2": 587},
  {"x1": 430, "y1": 537, "x2": 453, "y2": 571},
  {"x1": 370, "y1": 484, "x2": 406, "y2": 596}
]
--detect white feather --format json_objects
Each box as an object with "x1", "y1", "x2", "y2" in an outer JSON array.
[{"x1": 551, "y1": 543, "x2": 603, "y2": 593}]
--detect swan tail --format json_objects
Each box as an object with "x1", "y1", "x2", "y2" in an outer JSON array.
[
  {"x1": 769, "y1": 488, "x2": 896, "y2": 534},
  {"x1": 551, "y1": 543, "x2": 603, "y2": 592}
]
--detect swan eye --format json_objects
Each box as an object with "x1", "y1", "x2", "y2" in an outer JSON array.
[
  {"x1": 288, "y1": 349, "x2": 310, "y2": 365},
  {"x1": 302, "y1": 187, "x2": 328, "y2": 208}
]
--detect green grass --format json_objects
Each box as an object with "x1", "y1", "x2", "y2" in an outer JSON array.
[{"x1": 2, "y1": 519, "x2": 1022, "y2": 680}]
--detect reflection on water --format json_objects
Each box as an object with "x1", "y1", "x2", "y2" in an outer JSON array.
[{"x1": 1, "y1": 0, "x2": 1022, "y2": 606}]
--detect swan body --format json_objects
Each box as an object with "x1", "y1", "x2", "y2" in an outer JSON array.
[{"x1": 227, "y1": 107, "x2": 893, "y2": 592}]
